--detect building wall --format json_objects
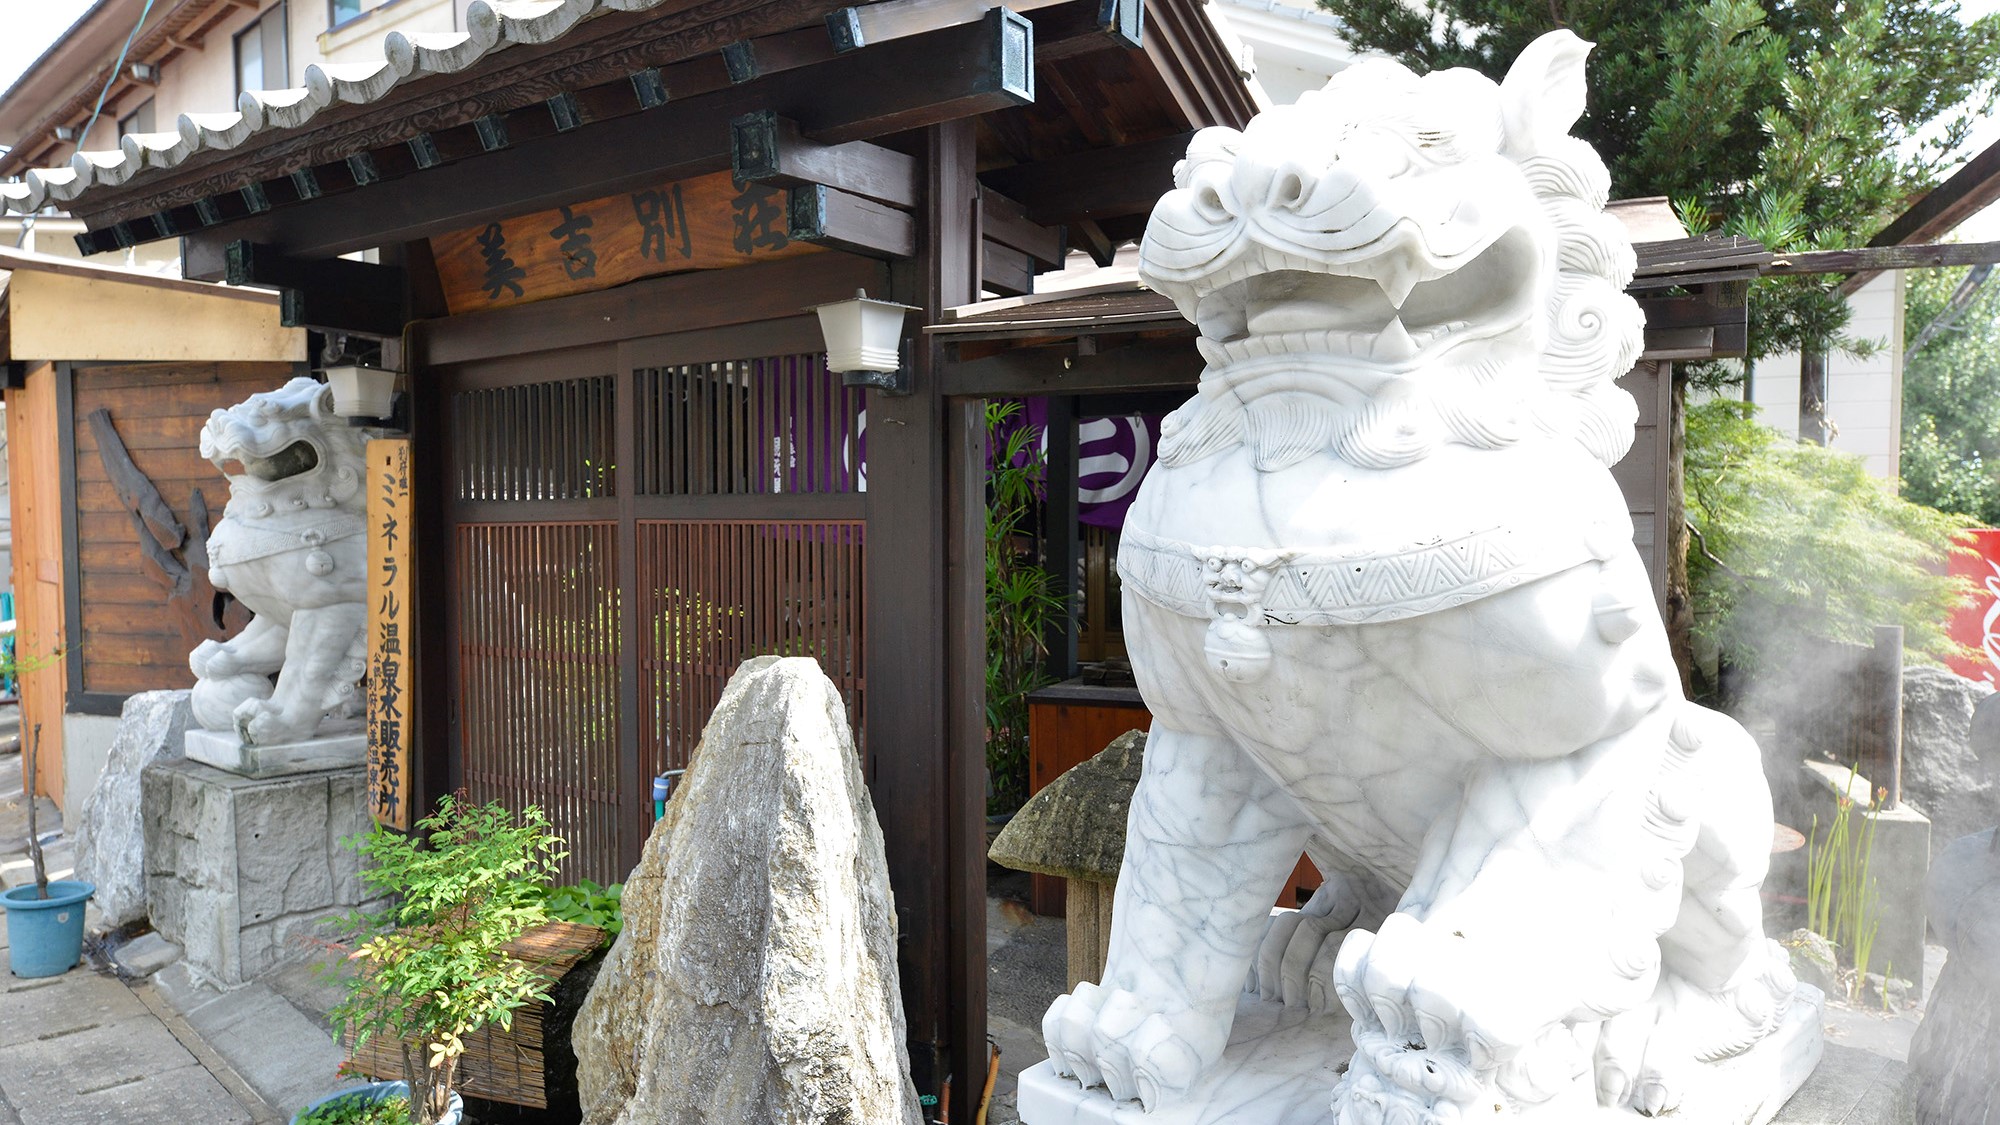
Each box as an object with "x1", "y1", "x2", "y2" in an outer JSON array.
[
  {"x1": 72, "y1": 362, "x2": 297, "y2": 697},
  {"x1": 1748, "y1": 271, "x2": 1906, "y2": 480},
  {"x1": 6, "y1": 365, "x2": 67, "y2": 805},
  {"x1": 26, "y1": 0, "x2": 458, "y2": 176}
]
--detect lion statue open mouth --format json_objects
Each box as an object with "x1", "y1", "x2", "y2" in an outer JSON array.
[
  {"x1": 188, "y1": 377, "x2": 370, "y2": 747},
  {"x1": 1039, "y1": 31, "x2": 1819, "y2": 1124}
]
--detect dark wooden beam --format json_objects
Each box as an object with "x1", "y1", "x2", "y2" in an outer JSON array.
[
  {"x1": 942, "y1": 337, "x2": 1204, "y2": 395},
  {"x1": 1030, "y1": 0, "x2": 1143, "y2": 60},
  {"x1": 980, "y1": 239, "x2": 1033, "y2": 295},
  {"x1": 416, "y1": 251, "x2": 889, "y2": 367},
  {"x1": 1070, "y1": 218, "x2": 1119, "y2": 267},
  {"x1": 224, "y1": 240, "x2": 404, "y2": 294},
  {"x1": 979, "y1": 187, "x2": 1065, "y2": 269},
  {"x1": 280, "y1": 290, "x2": 407, "y2": 338},
  {"x1": 731, "y1": 111, "x2": 921, "y2": 209},
  {"x1": 172, "y1": 10, "x2": 1034, "y2": 264},
  {"x1": 1870, "y1": 138, "x2": 2000, "y2": 253},
  {"x1": 979, "y1": 131, "x2": 1193, "y2": 225},
  {"x1": 72, "y1": 0, "x2": 857, "y2": 227},
  {"x1": 828, "y1": 0, "x2": 1067, "y2": 50},
  {"x1": 1767, "y1": 238, "x2": 2000, "y2": 278},
  {"x1": 226, "y1": 240, "x2": 407, "y2": 336},
  {"x1": 787, "y1": 184, "x2": 918, "y2": 257}
]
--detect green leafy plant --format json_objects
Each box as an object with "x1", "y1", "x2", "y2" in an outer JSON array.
[
  {"x1": 542, "y1": 879, "x2": 623, "y2": 939},
  {"x1": 1900, "y1": 265, "x2": 2000, "y2": 525},
  {"x1": 296, "y1": 1092, "x2": 414, "y2": 1125},
  {"x1": 1805, "y1": 766, "x2": 1885, "y2": 1003},
  {"x1": 1328, "y1": 0, "x2": 2000, "y2": 384},
  {"x1": 1683, "y1": 398, "x2": 1972, "y2": 684},
  {"x1": 985, "y1": 401, "x2": 1063, "y2": 815},
  {"x1": 331, "y1": 797, "x2": 567, "y2": 1125}
]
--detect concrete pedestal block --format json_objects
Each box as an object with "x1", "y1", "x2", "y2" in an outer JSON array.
[
  {"x1": 1800, "y1": 761, "x2": 1931, "y2": 997},
  {"x1": 141, "y1": 757, "x2": 377, "y2": 986},
  {"x1": 184, "y1": 728, "x2": 365, "y2": 779}
]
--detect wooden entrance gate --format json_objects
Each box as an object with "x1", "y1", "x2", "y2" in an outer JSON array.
[{"x1": 438, "y1": 318, "x2": 867, "y2": 882}]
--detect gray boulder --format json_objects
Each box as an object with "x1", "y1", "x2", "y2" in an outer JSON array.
[
  {"x1": 1900, "y1": 665, "x2": 1997, "y2": 853},
  {"x1": 73, "y1": 690, "x2": 192, "y2": 928},
  {"x1": 1908, "y1": 827, "x2": 2000, "y2": 1124},
  {"x1": 573, "y1": 656, "x2": 922, "y2": 1125}
]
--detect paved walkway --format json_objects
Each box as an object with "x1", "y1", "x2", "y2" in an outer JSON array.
[{"x1": 0, "y1": 744, "x2": 277, "y2": 1125}]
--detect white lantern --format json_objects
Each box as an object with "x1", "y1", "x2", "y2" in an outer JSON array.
[
  {"x1": 809, "y1": 289, "x2": 917, "y2": 392},
  {"x1": 322, "y1": 364, "x2": 399, "y2": 420}
]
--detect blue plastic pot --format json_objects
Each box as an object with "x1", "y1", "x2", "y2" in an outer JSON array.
[
  {"x1": 2, "y1": 880, "x2": 94, "y2": 978},
  {"x1": 291, "y1": 1080, "x2": 462, "y2": 1125}
]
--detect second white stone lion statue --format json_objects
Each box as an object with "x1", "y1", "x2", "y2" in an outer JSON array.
[
  {"x1": 1041, "y1": 31, "x2": 1819, "y2": 1124},
  {"x1": 189, "y1": 377, "x2": 369, "y2": 746}
]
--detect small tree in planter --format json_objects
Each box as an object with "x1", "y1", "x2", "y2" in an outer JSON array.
[{"x1": 332, "y1": 796, "x2": 566, "y2": 1125}]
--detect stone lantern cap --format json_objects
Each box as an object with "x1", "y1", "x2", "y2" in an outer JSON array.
[{"x1": 988, "y1": 729, "x2": 1146, "y2": 884}]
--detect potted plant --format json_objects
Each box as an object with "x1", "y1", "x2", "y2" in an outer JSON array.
[
  {"x1": 323, "y1": 795, "x2": 566, "y2": 1125},
  {"x1": 2, "y1": 725, "x2": 95, "y2": 979}
]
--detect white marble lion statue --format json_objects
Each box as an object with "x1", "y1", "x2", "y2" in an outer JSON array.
[
  {"x1": 188, "y1": 377, "x2": 370, "y2": 746},
  {"x1": 1041, "y1": 32, "x2": 1819, "y2": 1124}
]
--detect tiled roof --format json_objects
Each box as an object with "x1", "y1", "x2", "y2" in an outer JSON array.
[{"x1": 0, "y1": 0, "x2": 683, "y2": 216}]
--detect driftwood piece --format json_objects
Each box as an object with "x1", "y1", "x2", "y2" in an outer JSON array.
[
  {"x1": 87, "y1": 408, "x2": 184, "y2": 549},
  {"x1": 90, "y1": 410, "x2": 238, "y2": 648}
]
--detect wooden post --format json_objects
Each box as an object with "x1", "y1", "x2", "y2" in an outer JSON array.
[
  {"x1": 1799, "y1": 348, "x2": 1830, "y2": 445},
  {"x1": 1665, "y1": 366, "x2": 1696, "y2": 695},
  {"x1": 870, "y1": 118, "x2": 985, "y2": 1122},
  {"x1": 1043, "y1": 395, "x2": 1079, "y2": 680},
  {"x1": 1873, "y1": 624, "x2": 1905, "y2": 809}
]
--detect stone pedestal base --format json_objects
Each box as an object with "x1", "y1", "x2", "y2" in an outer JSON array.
[
  {"x1": 141, "y1": 758, "x2": 378, "y2": 986},
  {"x1": 184, "y1": 728, "x2": 365, "y2": 779},
  {"x1": 1019, "y1": 987, "x2": 1825, "y2": 1125}
]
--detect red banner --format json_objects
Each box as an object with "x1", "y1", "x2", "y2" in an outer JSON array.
[{"x1": 1946, "y1": 528, "x2": 2000, "y2": 687}]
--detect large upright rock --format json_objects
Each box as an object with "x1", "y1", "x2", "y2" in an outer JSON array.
[
  {"x1": 1908, "y1": 826, "x2": 2000, "y2": 1124},
  {"x1": 1901, "y1": 665, "x2": 1998, "y2": 852},
  {"x1": 573, "y1": 656, "x2": 921, "y2": 1125},
  {"x1": 74, "y1": 690, "x2": 192, "y2": 928}
]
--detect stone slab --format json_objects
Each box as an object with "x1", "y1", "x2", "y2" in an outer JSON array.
[
  {"x1": 165, "y1": 977, "x2": 343, "y2": 1117},
  {"x1": 184, "y1": 729, "x2": 364, "y2": 779},
  {"x1": 110, "y1": 933, "x2": 182, "y2": 978},
  {"x1": 1021, "y1": 988, "x2": 1824, "y2": 1125},
  {"x1": 0, "y1": 971, "x2": 148, "y2": 1050},
  {"x1": 73, "y1": 691, "x2": 191, "y2": 928}
]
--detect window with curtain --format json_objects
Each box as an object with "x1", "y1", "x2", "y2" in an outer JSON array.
[{"x1": 234, "y1": 2, "x2": 289, "y2": 94}]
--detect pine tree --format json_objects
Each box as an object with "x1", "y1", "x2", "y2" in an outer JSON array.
[{"x1": 1327, "y1": 0, "x2": 2000, "y2": 372}]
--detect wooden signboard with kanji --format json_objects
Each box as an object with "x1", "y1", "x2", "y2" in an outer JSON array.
[
  {"x1": 430, "y1": 169, "x2": 822, "y2": 313},
  {"x1": 366, "y1": 438, "x2": 413, "y2": 829}
]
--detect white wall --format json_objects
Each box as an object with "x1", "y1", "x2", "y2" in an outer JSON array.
[
  {"x1": 62, "y1": 713, "x2": 121, "y2": 820},
  {"x1": 1747, "y1": 270, "x2": 1905, "y2": 480}
]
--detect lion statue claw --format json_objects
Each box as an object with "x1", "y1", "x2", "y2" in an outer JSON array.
[
  {"x1": 188, "y1": 377, "x2": 370, "y2": 747},
  {"x1": 1040, "y1": 31, "x2": 1819, "y2": 1123}
]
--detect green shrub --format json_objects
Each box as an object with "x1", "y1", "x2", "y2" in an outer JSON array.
[
  {"x1": 1684, "y1": 398, "x2": 1971, "y2": 681},
  {"x1": 331, "y1": 797, "x2": 566, "y2": 1125},
  {"x1": 295, "y1": 1092, "x2": 413, "y2": 1125}
]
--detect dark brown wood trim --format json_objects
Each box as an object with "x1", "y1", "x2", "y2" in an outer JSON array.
[
  {"x1": 1867, "y1": 137, "x2": 2000, "y2": 254},
  {"x1": 617, "y1": 315, "x2": 827, "y2": 369},
  {"x1": 731, "y1": 112, "x2": 922, "y2": 209},
  {"x1": 978, "y1": 131, "x2": 1194, "y2": 225},
  {"x1": 611, "y1": 348, "x2": 644, "y2": 871},
  {"x1": 979, "y1": 187, "x2": 1065, "y2": 269},
  {"x1": 446, "y1": 492, "x2": 865, "y2": 523},
  {"x1": 141, "y1": 10, "x2": 1035, "y2": 262},
  {"x1": 942, "y1": 337, "x2": 1204, "y2": 396},
  {"x1": 78, "y1": 0, "x2": 860, "y2": 228},
  {"x1": 57, "y1": 362, "x2": 85, "y2": 710},
  {"x1": 416, "y1": 254, "x2": 889, "y2": 367},
  {"x1": 1763, "y1": 239, "x2": 2000, "y2": 280},
  {"x1": 787, "y1": 184, "x2": 919, "y2": 257}
]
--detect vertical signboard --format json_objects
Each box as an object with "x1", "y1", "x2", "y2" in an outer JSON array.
[
  {"x1": 1946, "y1": 528, "x2": 2000, "y2": 688},
  {"x1": 366, "y1": 438, "x2": 413, "y2": 829}
]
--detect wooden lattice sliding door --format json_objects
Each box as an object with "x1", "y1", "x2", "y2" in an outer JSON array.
[{"x1": 440, "y1": 318, "x2": 866, "y2": 882}]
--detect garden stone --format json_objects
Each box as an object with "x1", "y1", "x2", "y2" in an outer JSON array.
[
  {"x1": 573, "y1": 656, "x2": 922, "y2": 1125},
  {"x1": 1907, "y1": 826, "x2": 2000, "y2": 1124},
  {"x1": 1899, "y1": 665, "x2": 1997, "y2": 854},
  {"x1": 72, "y1": 690, "x2": 191, "y2": 928},
  {"x1": 1781, "y1": 929, "x2": 1838, "y2": 997},
  {"x1": 989, "y1": 728, "x2": 1144, "y2": 884}
]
